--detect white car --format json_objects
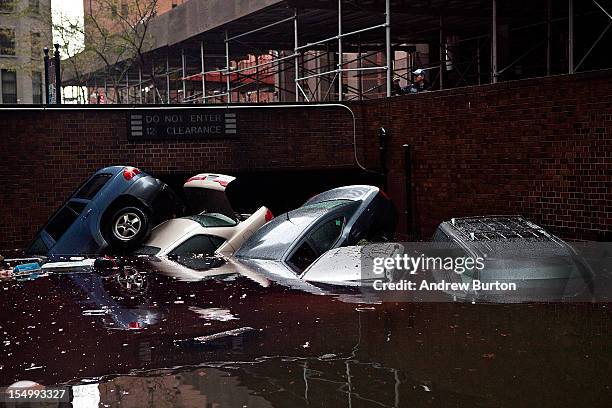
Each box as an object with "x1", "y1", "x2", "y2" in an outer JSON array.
[{"x1": 135, "y1": 173, "x2": 273, "y2": 257}]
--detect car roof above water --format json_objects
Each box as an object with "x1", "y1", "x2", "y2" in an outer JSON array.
[
  {"x1": 305, "y1": 185, "x2": 378, "y2": 206},
  {"x1": 437, "y1": 215, "x2": 570, "y2": 257},
  {"x1": 445, "y1": 216, "x2": 553, "y2": 241}
]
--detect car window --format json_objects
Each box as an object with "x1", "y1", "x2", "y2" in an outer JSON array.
[
  {"x1": 286, "y1": 217, "x2": 344, "y2": 274},
  {"x1": 236, "y1": 201, "x2": 359, "y2": 261},
  {"x1": 169, "y1": 235, "x2": 226, "y2": 256},
  {"x1": 287, "y1": 241, "x2": 318, "y2": 273},
  {"x1": 74, "y1": 174, "x2": 112, "y2": 200},
  {"x1": 45, "y1": 201, "x2": 87, "y2": 242},
  {"x1": 309, "y1": 217, "x2": 344, "y2": 254},
  {"x1": 186, "y1": 213, "x2": 237, "y2": 227},
  {"x1": 235, "y1": 211, "x2": 322, "y2": 260}
]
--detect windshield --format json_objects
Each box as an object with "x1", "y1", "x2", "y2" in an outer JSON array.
[{"x1": 235, "y1": 201, "x2": 356, "y2": 261}]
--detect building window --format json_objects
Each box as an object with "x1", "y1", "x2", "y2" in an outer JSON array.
[
  {"x1": 1, "y1": 69, "x2": 17, "y2": 103},
  {"x1": 31, "y1": 32, "x2": 41, "y2": 59},
  {"x1": 0, "y1": 28, "x2": 16, "y2": 55},
  {"x1": 0, "y1": 0, "x2": 15, "y2": 13},
  {"x1": 29, "y1": 0, "x2": 39, "y2": 14},
  {"x1": 32, "y1": 71, "x2": 42, "y2": 104}
]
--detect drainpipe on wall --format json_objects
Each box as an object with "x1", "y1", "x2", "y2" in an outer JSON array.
[
  {"x1": 378, "y1": 127, "x2": 388, "y2": 189},
  {"x1": 403, "y1": 144, "x2": 414, "y2": 236},
  {"x1": 43, "y1": 47, "x2": 50, "y2": 105}
]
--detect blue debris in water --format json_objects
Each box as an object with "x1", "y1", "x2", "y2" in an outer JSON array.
[{"x1": 13, "y1": 262, "x2": 42, "y2": 280}]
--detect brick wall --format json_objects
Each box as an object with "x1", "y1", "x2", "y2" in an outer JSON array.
[
  {"x1": 361, "y1": 70, "x2": 612, "y2": 240},
  {"x1": 1, "y1": 70, "x2": 611, "y2": 250}
]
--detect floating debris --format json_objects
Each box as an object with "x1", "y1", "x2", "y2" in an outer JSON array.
[
  {"x1": 24, "y1": 365, "x2": 43, "y2": 371},
  {"x1": 188, "y1": 307, "x2": 238, "y2": 321},
  {"x1": 175, "y1": 327, "x2": 255, "y2": 344},
  {"x1": 82, "y1": 310, "x2": 111, "y2": 316}
]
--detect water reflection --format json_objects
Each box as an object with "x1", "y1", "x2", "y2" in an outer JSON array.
[
  {"x1": 62, "y1": 302, "x2": 612, "y2": 408},
  {"x1": 1, "y1": 256, "x2": 612, "y2": 407}
]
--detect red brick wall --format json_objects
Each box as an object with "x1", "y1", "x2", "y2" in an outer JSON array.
[
  {"x1": 1, "y1": 70, "x2": 611, "y2": 251},
  {"x1": 360, "y1": 70, "x2": 612, "y2": 241}
]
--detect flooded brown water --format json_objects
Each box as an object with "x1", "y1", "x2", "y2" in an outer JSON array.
[{"x1": 1, "y1": 264, "x2": 612, "y2": 407}]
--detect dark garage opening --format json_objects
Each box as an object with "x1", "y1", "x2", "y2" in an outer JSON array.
[{"x1": 153, "y1": 169, "x2": 385, "y2": 217}]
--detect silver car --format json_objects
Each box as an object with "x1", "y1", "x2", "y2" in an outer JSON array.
[{"x1": 234, "y1": 185, "x2": 396, "y2": 279}]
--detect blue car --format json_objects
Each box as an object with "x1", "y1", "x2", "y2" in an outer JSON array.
[{"x1": 26, "y1": 166, "x2": 181, "y2": 258}]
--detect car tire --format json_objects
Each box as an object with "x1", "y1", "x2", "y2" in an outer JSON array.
[{"x1": 104, "y1": 206, "x2": 151, "y2": 251}]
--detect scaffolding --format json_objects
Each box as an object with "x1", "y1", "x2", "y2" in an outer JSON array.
[{"x1": 71, "y1": 0, "x2": 612, "y2": 105}]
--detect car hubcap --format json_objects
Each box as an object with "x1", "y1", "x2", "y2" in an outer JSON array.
[{"x1": 113, "y1": 212, "x2": 142, "y2": 241}]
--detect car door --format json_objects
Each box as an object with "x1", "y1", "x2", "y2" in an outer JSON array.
[
  {"x1": 49, "y1": 174, "x2": 114, "y2": 257},
  {"x1": 47, "y1": 199, "x2": 96, "y2": 256}
]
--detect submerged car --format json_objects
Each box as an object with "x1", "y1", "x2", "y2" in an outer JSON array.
[
  {"x1": 430, "y1": 216, "x2": 594, "y2": 302},
  {"x1": 234, "y1": 185, "x2": 396, "y2": 279},
  {"x1": 135, "y1": 173, "x2": 273, "y2": 257},
  {"x1": 25, "y1": 166, "x2": 181, "y2": 258}
]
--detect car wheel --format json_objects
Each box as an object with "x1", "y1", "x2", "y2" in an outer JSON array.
[{"x1": 105, "y1": 206, "x2": 151, "y2": 250}]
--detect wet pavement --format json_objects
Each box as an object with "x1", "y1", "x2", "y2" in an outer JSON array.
[{"x1": 1, "y1": 258, "x2": 612, "y2": 407}]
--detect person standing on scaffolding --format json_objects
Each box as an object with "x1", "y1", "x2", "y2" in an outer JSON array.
[
  {"x1": 392, "y1": 78, "x2": 404, "y2": 95},
  {"x1": 405, "y1": 69, "x2": 430, "y2": 93}
]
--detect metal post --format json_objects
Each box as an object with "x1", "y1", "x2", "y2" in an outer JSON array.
[
  {"x1": 200, "y1": 41, "x2": 206, "y2": 104},
  {"x1": 492, "y1": 0, "x2": 498, "y2": 83},
  {"x1": 337, "y1": 0, "x2": 343, "y2": 101},
  {"x1": 379, "y1": 127, "x2": 388, "y2": 182},
  {"x1": 166, "y1": 52, "x2": 170, "y2": 104},
  {"x1": 547, "y1": 0, "x2": 552, "y2": 75},
  {"x1": 225, "y1": 31, "x2": 231, "y2": 103},
  {"x1": 403, "y1": 144, "x2": 413, "y2": 235},
  {"x1": 181, "y1": 48, "x2": 186, "y2": 103},
  {"x1": 385, "y1": 0, "x2": 392, "y2": 97},
  {"x1": 256, "y1": 54, "x2": 260, "y2": 103},
  {"x1": 358, "y1": 38, "x2": 363, "y2": 100},
  {"x1": 104, "y1": 77, "x2": 108, "y2": 104},
  {"x1": 93, "y1": 78, "x2": 97, "y2": 104},
  {"x1": 151, "y1": 64, "x2": 156, "y2": 104},
  {"x1": 43, "y1": 47, "x2": 50, "y2": 105},
  {"x1": 138, "y1": 66, "x2": 143, "y2": 104},
  {"x1": 568, "y1": 0, "x2": 574, "y2": 73},
  {"x1": 294, "y1": 9, "x2": 299, "y2": 102},
  {"x1": 53, "y1": 44, "x2": 62, "y2": 104},
  {"x1": 477, "y1": 39, "x2": 482, "y2": 85},
  {"x1": 439, "y1": 16, "x2": 444, "y2": 90},
  {"x1": 126, "y1": 71, "x2": 129, "y2": 104}
]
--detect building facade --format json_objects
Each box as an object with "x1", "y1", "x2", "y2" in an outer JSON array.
[
  {"x1": 0, "y1": 0, "x2": 52, "y2": 104},
  {"x1": 83, "y1": 0, "x2": 188, "y2": 35}
]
